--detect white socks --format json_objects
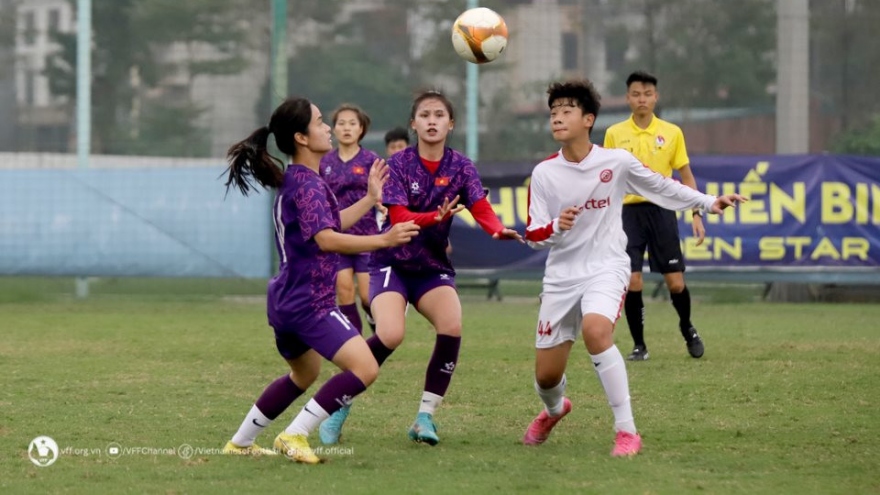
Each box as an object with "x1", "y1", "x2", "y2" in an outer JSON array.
[
  {"x1": 230, "y1": 404, "x2": 273, "y2": 447},
  {"x1": 535, "y1": 374, "x2": 567, "y2": 416},
  {"x1": 285, "y1": 399, "x2": 329, "y2": 436},
  {"x1": 418, "y1": 391, "x2": 444, "y2": 415},
  {"x1": 591, "y1": 345, "x2": 637, "y2": 434}
]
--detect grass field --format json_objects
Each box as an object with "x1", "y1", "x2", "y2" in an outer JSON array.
[{"x1": 2, "y1": 277, "x2": 879, "y2": 494}]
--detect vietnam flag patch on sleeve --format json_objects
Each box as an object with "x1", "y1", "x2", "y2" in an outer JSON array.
[
  {"x1": 434, "y1": 177, "x2": 450, "y2": 186},
  {"x1": 352, "y1": 166, "x2": 366, "y2": 175}
]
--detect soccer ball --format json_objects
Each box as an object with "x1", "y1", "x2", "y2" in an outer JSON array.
[{"x1": 451, "y1": 7, "x2": 508, "y2": 64}]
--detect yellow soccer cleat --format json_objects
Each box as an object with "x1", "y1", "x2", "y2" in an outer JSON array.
[
  {"x1": 273, "y1": 433, "x2": 321, "y2": 465},
  {"x1": 222, "y1": 441, "x2": 278, "y2": 456}
]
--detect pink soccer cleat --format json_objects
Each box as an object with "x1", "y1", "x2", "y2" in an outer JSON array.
[
  {"x1": 522, "y1": 398, "x2": 572, "y2": 446},
  {"x1": 611, "y1": 431, "x2": 642, "y2": 457}
]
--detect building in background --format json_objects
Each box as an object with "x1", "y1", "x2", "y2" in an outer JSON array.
[
  {"x1": 12, "y1": 0, "x2": 72, "y2": 151},
  {"x1": 3, "y1": 0, "x2": 872, "y2": 158}
]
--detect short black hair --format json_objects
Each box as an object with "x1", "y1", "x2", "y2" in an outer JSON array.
[
  {"x1": 384, "y1": 126, "x2": 409, "y2": 145},
  {"x1": 626, "y1": 71, "x2": 658, "y2": 88},
  {"x1": 546, "y1": 79, "x2": 601, "y2": 118}
]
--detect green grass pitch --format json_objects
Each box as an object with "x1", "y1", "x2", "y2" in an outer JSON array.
[{"x1": 2, "y1": 278, "x2": 878, "y2": 494}]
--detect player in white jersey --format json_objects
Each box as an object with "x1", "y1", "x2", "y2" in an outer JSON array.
[{"x1": 521, "y1": 79, "x2": 746, "y2": 457}]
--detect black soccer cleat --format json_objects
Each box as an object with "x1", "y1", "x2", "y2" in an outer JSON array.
[
  {"x1": 685, "y1": 327, "x2": 704, "y2": 358},
  {"x1": 627, "y1": 346, "x2": 649, "y2": 361}
]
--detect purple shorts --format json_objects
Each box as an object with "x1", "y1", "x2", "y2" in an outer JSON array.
[
  {"x1": 274, "y1": 309, "x2": 361, "y2": 361},
  {"x1": 369, "y1": 267, "x2": 456, "y2": 308},
  {"x1": 338, "y1": 253, "x2": 370, "y2": 273}
]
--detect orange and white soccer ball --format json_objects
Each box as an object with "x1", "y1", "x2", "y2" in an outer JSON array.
[{"x1": 451, "y1": 7, "x2": 508, "y2": 64}]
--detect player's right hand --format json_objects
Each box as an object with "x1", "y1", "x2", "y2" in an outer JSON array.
[
  {"x1": 435, "y1": 195, "x2": 466, "y2": 222},
  {"x1": 367, "y1": 158, "x2": 390, "y2": 202},
  {"x1": 383, "y1": 221, "x2": 420, "y2": 247},
  {"x1": 557, "y1": 206, "x2": 581, "y2": 231},
  {"x1": 710, "y1": 194, "x2": 749, "y2": 214}
]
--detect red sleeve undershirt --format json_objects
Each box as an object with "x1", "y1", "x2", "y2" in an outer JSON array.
[
  {"x1": 468, "y1": 198, "x2": 505, "y2": 236},
  {"x1": 388, "y1": 205, "x2": 438, "y2": 227},
  {"x1": 389, "y1": 198, "x2": 505, "y2": 235},
  {"x1": 387, "y1": 157, "x2": 505, "y2": 235}
]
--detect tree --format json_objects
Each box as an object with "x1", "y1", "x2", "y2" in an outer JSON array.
[
  {"x1": 831, "y1": 116, "x2": 880, "y2": 156},
  {"x1": 812, "y1": 0, "x2": 880, "y2": 150},
  {"x1": 285, "y1": 43, "x2": 413, "y2": 136},
  {"x1": 611, "y1": 0, "x2": 776, "y2": 109},
  {"x1": 0, "y1": 0, "x2": 19, "y2": 81},
  {"x1": 45, "y1": 0, "x2": 251, "y2": 156},
  {"x1": 388, "y1": 0, "x2": 522, "y2": 160}
]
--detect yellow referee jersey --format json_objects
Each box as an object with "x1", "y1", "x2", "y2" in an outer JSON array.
[{"x1": 603, "y1": 114, "x2": 689, "y2": 205}]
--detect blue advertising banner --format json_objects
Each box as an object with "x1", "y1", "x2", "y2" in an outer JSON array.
[
  {"x1": 680, "y1": 155, "x2": 879, "y2": 270},
  {"x1": 451, "y1": 155, "x2": 880, "y2": 274}
]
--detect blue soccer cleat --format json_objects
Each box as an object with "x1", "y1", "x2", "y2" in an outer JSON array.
[
  {"x1": 319, "y1": 404, "x2": 351, "y2": 445},
  {"x1": 408, "y1": 412, "x2": 439, "y2": 446}
]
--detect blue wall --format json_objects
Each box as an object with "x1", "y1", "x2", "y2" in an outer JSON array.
[{"x1": 0, "y1": 167, "x2": 273, "y2": 278}]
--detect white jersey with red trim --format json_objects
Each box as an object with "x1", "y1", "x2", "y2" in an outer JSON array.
[{"x1": 525, "y1": 145, "x2": 716, "y2": 287}]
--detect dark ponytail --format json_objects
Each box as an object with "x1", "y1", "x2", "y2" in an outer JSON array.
[
  {"x1": 224, "y1": 97, "x2": 313, "y2": 196},
  {"x1": 224, "y1": 126, "x2": 284, "y2": 195}
]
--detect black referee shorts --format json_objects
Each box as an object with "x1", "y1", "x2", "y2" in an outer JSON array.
[{"x1": 622, "y1": 202, "x2": 685, "y2": 274}]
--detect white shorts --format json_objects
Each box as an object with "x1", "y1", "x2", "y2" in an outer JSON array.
[{"x1": 534, "y1": 270, "x2": 628, "y2": 349}]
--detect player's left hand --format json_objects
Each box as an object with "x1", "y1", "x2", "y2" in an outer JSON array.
[
  {"x1": 367, "y1": 158, "x2": 389, "y2": 202},
  {"x1": 692, "y1": 214, "x2": 706, "y2": 246},
  {"x1": 710, "y1": 194, "x2": 748, "y2": 214},
  {"x1": 493, "y1": 228, "x2": 524, "y2": 243}
]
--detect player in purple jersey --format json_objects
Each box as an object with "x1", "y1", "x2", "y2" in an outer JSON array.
[
  {"x1": 219, "y1": 97, "x2": 419, "y2": 464},
  {"x1": 321, "y1": 104, "x2": 381, "y2": 334},
  {"x1": 319, "y1": 90, "x2": 522, "y2": 447}
]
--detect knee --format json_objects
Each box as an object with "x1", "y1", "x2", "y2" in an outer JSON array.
[
  {"x1": 581, "y1": 325, "x2": 612, "y2": 354},
  {"x1": 290, "y1": 368, "x2": 319, "y2": 390},
  {"x1": 336, "y1": 282, "x2": 355, "y2": 302},
  {"x1": 629, "y1": 273, "x2": 644, "y2": 292},
  {"x1": 435, "y1": 321, "x2": 462, "y2": 338},
  {"x1": 535, "y1": 371, "x2": 563, "y2": 390},
  {"x1": 667, "y1": 280, "x2": 686, "y2": 294},
  {"x1": 377, "y1": 326, "x2": 405, "y2": 349},
  {"x1": 352, "y1": 356, "x2": 379, "y2": 387}
]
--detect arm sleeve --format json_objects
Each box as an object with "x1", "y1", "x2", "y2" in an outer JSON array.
[
  {"x1": 459, "y1": 158, "x2": 488, "y2": 208},
  {"x1": 603, "y1": 127, "x2": 616, "y2": 148},
  {"x1": 624, "y1": 154, "x2": 715, "y2": 212},
  {"x1": 468, "y1": 198, "x2": 505, "y2": 236},
  {"x1": 382, "y1": 156, "x2": 410, "y2": 207},
  {"x1": 524, "y1": 172, "x2": 565, "y2": 249},
  {"x1": 388, "y1": 205, "x2": 438, "y2": 227},
  {"x1": 672, "y1": 127, "x2": 690, "y2": 170}
]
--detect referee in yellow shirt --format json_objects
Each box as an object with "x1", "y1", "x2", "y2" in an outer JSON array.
[{"x1": 604, "y1": 71, "x2": 706, "y2": 361}]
